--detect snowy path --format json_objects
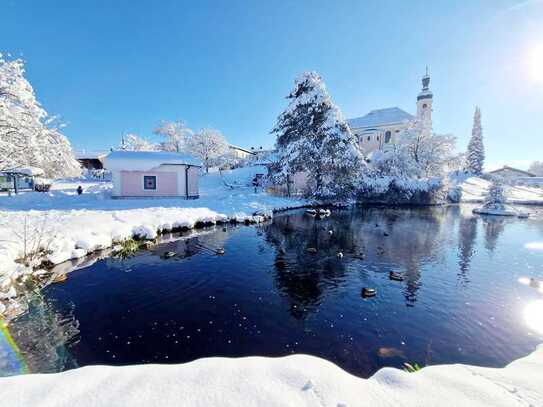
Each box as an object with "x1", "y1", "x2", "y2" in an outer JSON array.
[{"x1": 1, "y1": 345, "x2": 541, "y2": 407}]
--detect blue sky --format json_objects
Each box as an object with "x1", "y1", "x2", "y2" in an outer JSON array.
[{"x1": 1, "y1": 0, "x2": 542, "y2": 169}]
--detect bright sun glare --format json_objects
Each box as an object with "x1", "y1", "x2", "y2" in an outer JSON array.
[{"x1": 529, "y1": 45, "x2": 543, "y2": 83}]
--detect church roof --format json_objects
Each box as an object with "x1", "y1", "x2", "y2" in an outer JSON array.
[
  {"x1": 347, "y1": 107, "x2": 414, "y2": 129},
  {"x1": 488, "y1": 166, "x2": 536, "y2": 177}
]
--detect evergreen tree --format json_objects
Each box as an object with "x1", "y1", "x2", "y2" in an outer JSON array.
[
  {"x1": 466, "y1": 106, "x2": 485, "y2": 175},
  {"x1": 271, "y1": 72, "x2": 364, "y2": 199},
  {"x1": 483, "y1": 178, "x2": 507, "y2": 210}
]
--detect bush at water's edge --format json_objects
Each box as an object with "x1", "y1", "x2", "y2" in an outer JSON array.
[{"x1": 355, "y1": 177, "x2": 448, "y2": 205}]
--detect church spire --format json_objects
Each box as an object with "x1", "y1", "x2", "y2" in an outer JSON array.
[
  {"x1": 421, "y1": 66, "x2": 430, "y2": 92},
  {"x1": 418, "y1": 67, "x2": 432, "y2": 100},
  {"x1": 416, "y1": 67, "x2": 433, "y2": 127}
]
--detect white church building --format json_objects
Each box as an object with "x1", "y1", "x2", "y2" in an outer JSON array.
[{"x1": 347, "y1": 71, "x2": 433, "y2": 154}]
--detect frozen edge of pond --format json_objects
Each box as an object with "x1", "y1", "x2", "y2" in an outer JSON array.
[{"x1": 1, "y1": 344, "x2": 542, "y2": 407}]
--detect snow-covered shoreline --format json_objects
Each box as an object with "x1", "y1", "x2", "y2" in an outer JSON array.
[
  {"x1": 1, "y1": 345, "x2": 542, "y2": 407},
  {"x1": 0, "y1": 168, "x2": 308, "y2": 317}
]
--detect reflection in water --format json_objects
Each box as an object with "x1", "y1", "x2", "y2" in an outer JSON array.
[
  {"x1": 108, "y1": 227, "x2": 230, "y2": 270},
  {"x1": 264, "y1": 213, "x2": 350, "y2": 319},
  {"x1": 265, "y1": 207, "x2": 450, "y2": 311},
  {"x1": 482, "y1": 217, "x2": 507, "y2": 253},
  {"x1": 457, "y1": 215, "x2": 477, "y2": 286},
  {"x1": 6, "y1": 292, "x2": 79, "y2": 376}
]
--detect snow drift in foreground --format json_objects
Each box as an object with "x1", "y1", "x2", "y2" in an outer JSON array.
[{"x1": 1, "y1": 345, "x2": 542, "y2": 407}]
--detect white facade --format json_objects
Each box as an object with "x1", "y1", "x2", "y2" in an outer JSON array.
[
  {"x1": 347, "y1": 71, "x2": 433, "y2": 154},
  {"x1": 228, "y1": 145, "x2": 255, "y2": 160}
]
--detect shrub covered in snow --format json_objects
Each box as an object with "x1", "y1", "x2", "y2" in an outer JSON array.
[
  {"x1": 356, "y1": 174, "x2": 446, "y2": 205},
  {"x1": 355, "y1": 142, "x2": 449, "y2": 205},
  {"x1": 482, "y1": 178, "x2": 507, "y2": 211}
]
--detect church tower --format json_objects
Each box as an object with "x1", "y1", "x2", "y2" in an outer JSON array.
[{"x1": 416, "y1": 67, "x2": 433, "y2": 129}]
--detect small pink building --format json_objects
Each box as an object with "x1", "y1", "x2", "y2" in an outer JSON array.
[{"x1": 104, "y1": 151, "x2": 201, "y2": 199}]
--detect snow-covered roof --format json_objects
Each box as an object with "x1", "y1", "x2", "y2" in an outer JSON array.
[
  {"x1": 74, "y1": 150, "x2": 109, "y2": 160},
  {"x1": 347, "y1": 107, "x2": 414, "y2": 129},
  {"x1": 105, "y1": 150, "x2": 202, "y2": 171},
  {"x1": 228, "y1": 145, "x2": 255, "y2": 155},
  {"x1": 488, "y1": 166, "x2": 536, "y2": 177},
  {"x1": 1, "y1": 166, "x2": 45, "y2": 176}
]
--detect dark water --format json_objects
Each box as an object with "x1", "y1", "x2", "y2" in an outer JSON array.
[{"x1": 5, "y1": 206, "x2": 543, "y2": 378}]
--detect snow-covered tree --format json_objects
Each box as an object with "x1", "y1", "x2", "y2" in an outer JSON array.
[
  {"x1": 370, "y1": 144, "x2": 419, "y2": 179},
  {"x1": 466, "y1": 106, "x2": 485, "y2": 175},
  {"x1": 528, "y1": 161, "x2": 543, "y2": 176},
  {"x1": 482, "y1": 178, "x2": 507, "y2": 211},
  {"x1": 186, "y1": 128, "x2": 229, "y2": 172},
  {"x1": 0, "y1": 54, "x2": 80, "y2": 177},
  {"x1": 271, "y1": 71, "x2": 364, "y2": 199},
  {"x1": 399, "y1": 124, "x2": 457, "y2": 178},
  {"x1": 153, "y1": 120, "x2": 193, "y2": 152},
  {"x1": 41, "y1": 121, "x2": 82, "y2": 177},
  {"x1": 120, "y1": 133, "x2": 157, "y2": 151}
]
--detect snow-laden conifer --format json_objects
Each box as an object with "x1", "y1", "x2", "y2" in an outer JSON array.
[
  {"x1": 466, "y1": 106, "x2": 485, "y2": 175},
  {"x1": 272, "y1": 72, "x2": 364, "y2": 199},
  {"x1": 482, "y1": 178, "x2": 507, "y2": 211}
]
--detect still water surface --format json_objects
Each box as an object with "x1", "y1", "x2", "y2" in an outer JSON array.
[{"x1": 4, "y1": 206, "x2": 543, "y2": 377}]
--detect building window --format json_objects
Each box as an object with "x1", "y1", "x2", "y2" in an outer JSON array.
[
  {"x1": 377, "y1": 136, "x2": 380, "y2": 141},
  {"x1": 367, "y1": 136, "x2": 371, "y2": 141},
  {"x1": 143, "y1": 175, "x2": 157, "y2": 190},
  {"x1": 423, "y1": 103, "x2": 427, "y2": 108},
  {"x1": 385, "y1": 131, "x2": 391, "y2": 143}
]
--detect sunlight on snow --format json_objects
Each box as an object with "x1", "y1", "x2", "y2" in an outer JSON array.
[
  {"x1": 524, "y1": 301, "x2": 543, "y2": 335},
  {"x1": 524, "y1": 241, "x2": 543, "y2": 250}
]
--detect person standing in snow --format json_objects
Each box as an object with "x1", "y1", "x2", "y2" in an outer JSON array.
[{"x1": 77, "y1": 185, "x2": 83, "y2": 195}]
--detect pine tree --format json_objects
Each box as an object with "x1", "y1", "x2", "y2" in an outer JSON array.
[
  {"x1": 466, "y1": 106, "x2": 485, "y2": 175},
  {"x1": 483, "y1": 178, "x2": 507, "y2": 210},
  {"x1": 271, "y1": 72, "x2": 364, "y2": 199}
]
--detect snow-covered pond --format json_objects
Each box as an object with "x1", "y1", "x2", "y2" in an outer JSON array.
[{"x1": 2, "y1": 206, "x2": 543, "y2": 378}]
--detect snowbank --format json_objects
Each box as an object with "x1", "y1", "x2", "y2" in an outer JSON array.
[
  {"x1": 450, "y1": 174, "x2": 543, "y2": 205},
  {"x1": 472, "y1": 207, "x2": 516, "y2": 216},
  {"x1": 0, "y1": 167, "x2": 307, "y2": 317},
  {"x1": 1, "y1": 345, "x2": 542, "y2": 407}
]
